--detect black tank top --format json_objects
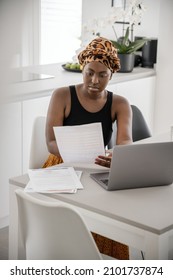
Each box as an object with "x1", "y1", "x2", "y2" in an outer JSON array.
[{"x1": 63, "y1": 85, "x2": 113, "y2": 146}]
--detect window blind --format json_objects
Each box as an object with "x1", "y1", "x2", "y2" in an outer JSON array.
[{"x1": 41, "y1": 0, "x2": 82, "y2": 64}]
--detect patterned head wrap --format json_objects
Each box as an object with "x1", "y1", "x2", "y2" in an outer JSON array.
[{"x1": 78, "y1": 37, "x2": 120, "y2": 73}]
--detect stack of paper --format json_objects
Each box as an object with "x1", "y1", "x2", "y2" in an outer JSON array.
[
  {"x1": 53, "y1": 123, "x2": 105, "y2": 163},
  {"x1": 25, "y1": 167, "x2": 83, "y2": 194}
]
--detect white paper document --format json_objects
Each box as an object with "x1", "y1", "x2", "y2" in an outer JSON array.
[
  {"x1": 26, "y1": 167, "x2": 83, "y2": 193},
  {"x1": 53, "y1": 123, "x2": 105, "y2": 163}
]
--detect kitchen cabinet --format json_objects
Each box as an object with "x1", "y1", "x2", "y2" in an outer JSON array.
[
  {"x1": 0, "y1": 102, "x2": 22, "y2": 227},
  {"x1": 107, "y1": 76, "x2": 156, "y2": 132}
]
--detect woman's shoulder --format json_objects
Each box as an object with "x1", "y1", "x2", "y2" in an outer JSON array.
[
  {"x1": 53, "y1": 86, "x2": 70, "y2": 96},
  {"x1": 112, "y1": 93, "x2": 130, "y2": 106},
  {"x1": 50, "y1": 86, "x2": 71, "y2": 103}
]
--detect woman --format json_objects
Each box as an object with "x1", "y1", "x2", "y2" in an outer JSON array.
[{"x1": 44, "y1": 37, "x2": 133, "y2": 259}]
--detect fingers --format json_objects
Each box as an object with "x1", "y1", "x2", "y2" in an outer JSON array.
[
  {"x1": 95, "y1": 155, "x2": 112, "y2": 168},
  {"x1": 98, "y1": 155, "x2": 112, "y2": 161}
]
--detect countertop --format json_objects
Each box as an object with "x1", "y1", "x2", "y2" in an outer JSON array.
[{"x1": 5, "y1": 63, "x2": 156, "y2": 103}]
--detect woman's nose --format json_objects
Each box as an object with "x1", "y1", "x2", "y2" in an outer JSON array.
[{"x1": 91, "y1": 73, "x2": 99, "y2": 84}]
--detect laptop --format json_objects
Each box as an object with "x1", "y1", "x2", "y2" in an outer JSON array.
[{"x1": 90, "y1": 142, "x2": 173, "y2": 191}]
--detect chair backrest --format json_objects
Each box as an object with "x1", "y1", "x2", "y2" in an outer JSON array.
[
  {"x1": 29, "y1": 116, "x2": 49, "y2": 169},
  {"x1": 15, "y1": 189, "x2": 102, "y2": 260},
  {"x1": 108, "y1": 104, "x2": 151, "y2": 149},
  {"x1": 131, "y1": 105, "x2": 151, "y2": 141}
]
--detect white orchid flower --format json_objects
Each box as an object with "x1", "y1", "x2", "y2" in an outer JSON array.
[{"x1": 81, "y1": 0, "x2": 146, "y2": 44}]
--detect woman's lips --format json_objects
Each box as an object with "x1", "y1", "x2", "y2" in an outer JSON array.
[{"x1": 88, "y1": 86, "x2": 99, "y2": 92}]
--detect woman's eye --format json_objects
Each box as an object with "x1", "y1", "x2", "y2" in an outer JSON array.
[
  {"x1": 86, "y1": 71, "x2": 93, "y2": 76},
  {"x1": 85, "y1": 71, "x2": 109, "y2": 78},
  {"x1": 99, "y1": 73, "x2": 108, "y2": 78}
]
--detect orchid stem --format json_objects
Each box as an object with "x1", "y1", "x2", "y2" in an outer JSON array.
[{"x1": 112, "y1": 25, "x2": 118, "y2": 40}]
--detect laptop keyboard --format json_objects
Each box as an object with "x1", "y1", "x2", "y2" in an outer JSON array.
[{"x1": 101, "y1": 179, "x2": 109, "y2": 186}]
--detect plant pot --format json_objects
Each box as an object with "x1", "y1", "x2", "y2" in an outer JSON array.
[{"x1": 118, "y1": 53, "x2": 135, "y2": 73}]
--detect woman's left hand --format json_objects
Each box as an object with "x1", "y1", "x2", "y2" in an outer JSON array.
[{"x1": 95, "y1": 153, "x2": 112, "y2": 168}]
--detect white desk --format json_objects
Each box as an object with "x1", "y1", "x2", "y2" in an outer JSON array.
[{"x1": 9, "y1": 148, "x2": 173, "y2": 260}]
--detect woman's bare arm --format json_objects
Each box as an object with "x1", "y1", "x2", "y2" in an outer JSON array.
[
  {"x1": 115, "y1": 95, "x2": 133, "y2": 145},
  {"x1": 95, "y1": 95, "x2": 133, "y2": 168},
  {"x1": 45, "y1": 87, "x2": 70, "y2": 156}
]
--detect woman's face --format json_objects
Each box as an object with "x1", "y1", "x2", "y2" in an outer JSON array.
[{"x1": 82, "y1": 61, "x2": 112, "y2": 96}]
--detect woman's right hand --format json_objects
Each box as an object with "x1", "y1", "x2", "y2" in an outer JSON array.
[{"x1": 95, "y1": 153, "x2": 112, "y2": 168}]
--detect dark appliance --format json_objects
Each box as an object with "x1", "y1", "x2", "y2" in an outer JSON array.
[{"x1": 141, "y1": 38, "x2": 158, "y2": 68}]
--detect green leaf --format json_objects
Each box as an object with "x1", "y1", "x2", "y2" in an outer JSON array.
[
  {"x1": 111, "y1": 36, "x2": 149, "y2": 54},
  {"x1": 122, "y1": 27, "x2": 130, "y2": 46},
  {"x1": 126, "y1": 39, "x2": 149, "y2": 53}
]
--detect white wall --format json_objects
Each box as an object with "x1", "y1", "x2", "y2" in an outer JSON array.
[
  {"x1": 0, "y1": 0, "x2": 26, "y2": 228},
  {"x1": 0, "y1": 0, "x2": 40, "y2": 68},
  {"x1": 154, "y1": 0, "x2": 173, "y2": 134}
]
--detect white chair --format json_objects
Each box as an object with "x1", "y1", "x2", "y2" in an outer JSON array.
[
  {"x1": 29, "y1": 116, "x2": 49, "y2": 169},
  {"x1": 15, "y1": 189, "x2": 103, "y2": 260}
]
